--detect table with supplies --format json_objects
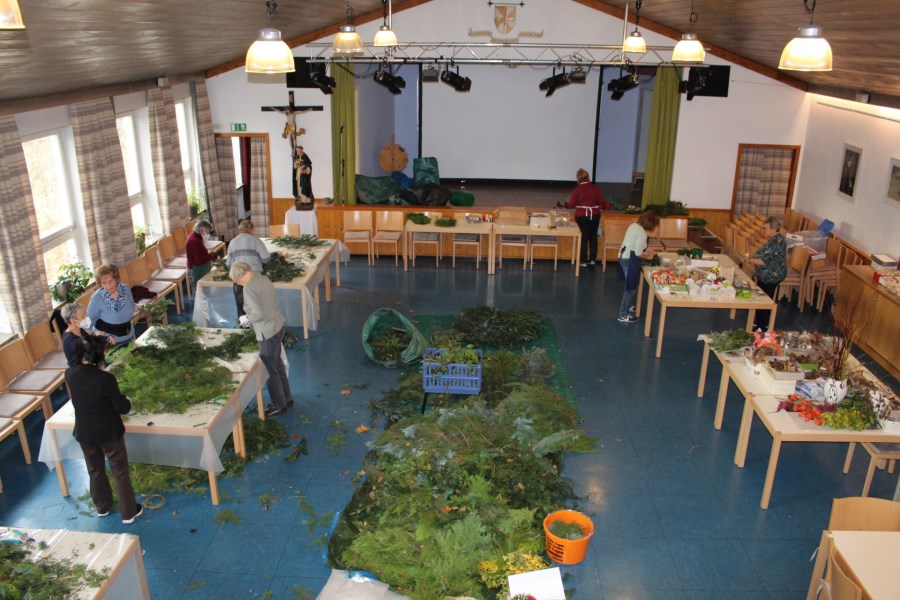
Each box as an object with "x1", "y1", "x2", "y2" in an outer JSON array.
[
  {"x1": 492, "y1": 217, "x2": 582, "y2": 276},
  {"x1": 38, "y1": 328, "x2": 266, "y2": 506},
  {"x1": 403, "y1": 218, "x2": 495, "y2": 273}
]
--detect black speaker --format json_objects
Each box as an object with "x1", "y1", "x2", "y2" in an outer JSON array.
[
  {"x1": 680, "y1": 65, "x2": 730, "y2": 99},
  {"x1": 285, "y1": 58, "x2": 319, "y2": 88}
]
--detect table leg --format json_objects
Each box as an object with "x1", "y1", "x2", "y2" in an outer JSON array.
[
  {"x1": 643, "y1": 286, "x2": 655, "y2": 337},
  {"x1": 714, "y1": 368, "x2": 731, "y2": 429},
  {"x1": 15, "y1": 421, "x2": 32, "y2": 464},
  {"x1": 324, "y1": 261, "x2": 333, "y2": 302},
  {"x1": 47, "y1": 430, "x2": 69, "y2": 495},
  {"x1": 636, "y1": 274, "x2": 644, "y2": 317},
  {"x1": 806, "y1": 531, "x2": 830, "y2": 600},
  {"x1": 403, "y1": 230, "x2": 409, "y2": 272},
  {"x1": 301, "y1": 288, "x2": 309, "y2": 340},
  {"x1": 767, "y1": 305, "x2": 777, "y2": 332},
  {"x1": 334, "y1": 251, "x2": 341, "y2": 287},
  {"x1": 574, "y1": 234, "x2": 581, "y2": 277},
  {"x1": 257, "y1": 390, "x2": 265, "y2": 420},
  {"x1": 729, "y1": 307, "x2": 736, "y2": 320},
  {"x1": 746, "y1": 309, "x2": 755, "y2": 332},
  {"x1": 42, "y1": 395, "x2": 53, "y2": 419},
  {"x1": 734, "y1": 395, "x2": 754, "y2": 467},
  {"x1": 654, "y1": 305, "x2": 667, "y2": 357},
  {"x1": 313, "y1": 285, "x2": 321, "y2": 321},
  {"x1": 697, "y1": 342, "x2": 711, "y2": 398},
  {"x1": 208, "y1": 471, "x2": 220, "y2": 505},
  {"x1": 233, "y1": 417, "x2": 247, "y2": 458},
  {"x1": 760, "y1": 436, "x2": 782, "y2": 509}
]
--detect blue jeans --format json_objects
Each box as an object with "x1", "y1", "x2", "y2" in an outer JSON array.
[
  {"x1": 618, "y1": 256, "x2": 637, "y2": 318},
  {"x1": 259, "y1": 327, "x2": 293, "y2": 409}
]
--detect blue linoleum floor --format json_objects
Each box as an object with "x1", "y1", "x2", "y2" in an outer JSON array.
[{"x1": 1, "y1": 257, "x2": 898, "y2": 599}]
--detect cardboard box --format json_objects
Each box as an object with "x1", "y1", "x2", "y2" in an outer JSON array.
[{"x1": 759, "y1": 362, "x2": 802, "y2": 394}]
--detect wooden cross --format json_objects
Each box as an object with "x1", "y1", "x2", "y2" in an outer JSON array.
[{"x1": 261, "y1": 91, "x2": 323, "y2": 159}]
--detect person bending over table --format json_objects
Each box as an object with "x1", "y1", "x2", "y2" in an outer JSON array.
[
  {"x1": 229, "y1": 261, "x2": 294, "y2": 417},
  {"x1": 566, "y1": 168, "x2": 609, "y2": 268},
  {"x1": 745, "y1": 215, "x2": 787, "y2": 332},
  {"x1": 86, "y1": 264, "x2": 135, "y2": 344},
  {"x1": 65, "y1": 335, "x2": 143, "y2": 524},
  {"x1": 186, "y1": 219, "x2": 216, "y2": 287},
  {"x1": 617, "y1": 209, "x2": 659, "y2": 323},
  {"x1": 226, "y1": 219, "x2": 270, "y2": 320},
  {"x1": 60, "y1": 302, "x2": 115, "y2": 367}
]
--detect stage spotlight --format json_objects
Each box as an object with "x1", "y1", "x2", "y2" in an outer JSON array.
[
  {"x1": 606, "y1": 71, "x2": 639, "y2": 101},
  {"x1": 422, "y1": 66, "x2": 439, "y2": 82},
  {"x1": 538, "y1": 69, "x2": 571, "y2": 97},
  {"x1": 309, "y1": 64, "x2": 336, "y2": 94},
  {"x1": 678, "y1": 68, "x2": 708, "y2": 100},
  {"x1": 569, "y1": 67, "x2": 588, "y2": 83},
  {"x1": 374, "y1": 66, "x2": 406, "y2": 95},
  {"x1": 440, "y1": 68, "x2": 472, "y2": 92}
]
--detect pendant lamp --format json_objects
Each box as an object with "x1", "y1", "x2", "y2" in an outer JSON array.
[
  {"x1": 779, "y1": 1, "x2": 832, "y2": 71},
  {"x1": 0, "y1": 0, "x2": 25, "y2": 29},
  {"x1": 334, "y1": 1, "x2": 364, "y2": 55},
  {"x1": 245, "y1": 0, "x2": 295, "y2": 73}
]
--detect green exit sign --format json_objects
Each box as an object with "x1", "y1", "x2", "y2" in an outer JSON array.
[{"x1": 231, "y1": 123, "x2": 247, "y2": 132}]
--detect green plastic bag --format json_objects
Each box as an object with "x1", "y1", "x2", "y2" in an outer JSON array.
[
  {"x1": 362, "y1": 308, "x2": 427, "y2": 367},
  {"x1": 413, "y1": 156, "x2": 440, "y2": 186}
]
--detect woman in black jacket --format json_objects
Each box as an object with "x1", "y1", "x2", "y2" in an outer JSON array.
[{"x1": 65, "y1": 336, "x2": 142, "y2": 524}]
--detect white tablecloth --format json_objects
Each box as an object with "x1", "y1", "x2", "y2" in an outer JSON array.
[{"x1": 284, "y1": 207, "x2": 319, "y2": 236}]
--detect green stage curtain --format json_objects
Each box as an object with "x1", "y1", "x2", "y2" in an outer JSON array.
[
  {"x1": 331, "y1": 63, "x2": 357, "y2": 205},
  {"x1": 641, "y1": 67, "x2": 680, "y2": 208}
]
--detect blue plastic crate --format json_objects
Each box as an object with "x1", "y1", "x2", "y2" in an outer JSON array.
[{"x1": 422, "y1": 348, "x2": 482, "y2": 394}]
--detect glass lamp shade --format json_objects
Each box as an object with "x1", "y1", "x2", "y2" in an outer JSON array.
[
  {"x1": 672, "y1": 32, "x2": 705, "y2": 62},
  {"x1": 373, "y1": 25, "x2": 398, "y2": 47},
  {"x1": 333, "y1": 24, "x2": 364, "y2": 55},
  {"x1": 623, "y1": 30, "x2": 647, "y2": 54},
  {"x1": 245, "y1": 28, "x2": 295, "y2": 73},
  {"x1": 0, "y1": 0, "x2": 25, "y2": 29},
  {"x1": 778, "y1": 25, "x2": 832, "y2": 71}
]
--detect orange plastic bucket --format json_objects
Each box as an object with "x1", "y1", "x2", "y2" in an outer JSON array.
[{"x1": 543, "y1": 509, "x2": 594, "y2": 564}]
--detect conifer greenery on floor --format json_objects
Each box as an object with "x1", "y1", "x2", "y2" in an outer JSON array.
[{"x1": 0, "y1": 538, "x2": 109, "y2": 597}]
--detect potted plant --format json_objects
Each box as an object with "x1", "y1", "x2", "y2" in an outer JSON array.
[
  {"x1": 821, "y1": 293, "x2": 874, "y2": 404},
  {"x1": 187, "y1": 187, "x2": 207, "y2": 217},
  {"x1": 49, "y1": 263, "x2": 93, "y2": 304},
  {"x1": 134, "y1": 225, "x2": 150, "y2": 254},
  {"x1": 141, "y1": 297, "x2": 173, "y2": 326}
]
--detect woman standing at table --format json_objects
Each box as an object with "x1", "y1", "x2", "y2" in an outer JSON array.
[
  {"x1": 566, "y1": 168, "x2": 609, "y2": 268},
  {"x1": 745, "y1": 215, "x2": 787, "y2": 332},
  {"x1": 185, "y1": 219, "x2": 215, "y2": 287},
  {"x1": 60, "y1": 302, "x2": 114, "y2": 367},
  {"x1": 226, "y1": 219, "x2": 270, "y2": 320},
  {"x1": 86, "y1": 264, "x2": 135, "y2": 344},
  {"x1": 617, "y1": 209, "x2": 659, "y2": 323},
  {"x1": 66, "y1": 335, "x2": 142, "y2": 523}
]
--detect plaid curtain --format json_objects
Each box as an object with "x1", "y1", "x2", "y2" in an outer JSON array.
[
  {"x1": 0, "y1": 116, "x2": 52, "y2": 334},
  {"x1": 71, "y1": 98, "x2": 136, "y2": 266},
  {"x1": 215, "y1": 136, "x2": 240, "y2": 236},
  {"x1": 734, "y1": 147, "x2": 794, "y2": 217},
  {"x1": 192, "y1": 81, "x2": 236, "y2": 235},
  {"x1": 249, "y1": 137, "x2": 269, "y2": 236},
  {"x1": 149, "y1": 87, "x2": 190, "y2": 234}
]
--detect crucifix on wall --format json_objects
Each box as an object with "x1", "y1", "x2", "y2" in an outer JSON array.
[{"x1": 261, "y1": 91, "x2": 323, "y2": 199}]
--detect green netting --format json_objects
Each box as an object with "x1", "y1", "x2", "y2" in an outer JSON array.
[
  {"x1": 362, "y1": 308, "x2": 428, "y2": 367},
  {"x1": 355, "y1": 175, "x2": 400, "y2": 205},
  {"x1": 413, "y1": 156, "x2": 440, "y2": 186}
]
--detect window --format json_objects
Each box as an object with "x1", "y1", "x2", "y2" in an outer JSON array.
[
  {"x1": 22, "y1": 131, "x2": 90, "y2": 284},
  {"x1": 116, "y1": 113, "x2": 147, "y2": 230},
  {"x1": 175, "y1": 98, "x2": 202, "y2": 196}
]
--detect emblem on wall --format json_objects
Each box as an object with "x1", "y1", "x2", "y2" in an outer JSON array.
[
  {"x1": 471, "y1": 1, "x2": 542, "y2": 43},
  {"x1": 494, "y1": 6, "x2": 516, "y2": 34}
]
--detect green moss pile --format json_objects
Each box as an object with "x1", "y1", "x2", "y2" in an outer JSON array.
[
  {"x1": 453, "y1": 306, "x2": 542, "y2": 348},
  {"x1": 0, "y1": 540, "x2": 109, "y2": 598},
  {"x1": 271, "y1": 234, "x2": 327, "y2": 249}
]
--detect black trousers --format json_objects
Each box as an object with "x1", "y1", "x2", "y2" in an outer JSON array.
[
  {"x1": 80, "y1": 437, "x2": 137, "y2": 519},
  {"x1": 233, "y1": 282, "x2": 245, "y2": 318},
  {"x1": 575, "y1": 215, "x2": 600, "y2": 263},
  {"x1": 754, "y1": 280, "x2": 779, "y2": 331}
]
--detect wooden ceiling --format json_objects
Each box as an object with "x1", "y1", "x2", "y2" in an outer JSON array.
[{"x1": 1, "y1": 0, "x2": 899, "y2": 112}]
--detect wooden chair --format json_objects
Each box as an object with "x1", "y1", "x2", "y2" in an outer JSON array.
[
  {"x1": 658, "y1": 217, "x2": 691, "y2": 251},
  {"x1": 775, "y1": 246, "x2": 814, "y2": 305},
  {"x1": 601, "y1": 217, "x2": 635, "y2": 272},
  {"x1": 803, "y1": 236, "x2": 842, "y2": 310},
  {"x1": 495, "y1": 207, "x2": 529, "y2": 270},
  {"x1": 0, "y1": 417, "x2": 32, "y2": 492},
  {"x1": 373, "y1": 211, "x2": 405, "y2": 267},
  {"x1": 722, "y1": 224, "x2": 737, "y2": 260},
  {"x1": 158, "y1": 234, "x2": 188, "y2": 270},
  {"x1": 819, "y1": 549, "x2": 862, "y2": 600},
  {"x1": 410, "y1": 211, "x2": 443, "y2": 268},
  {"x1": 452, "y1": 233, "x2": 481, "y2": 268},
  {"x1": 528, "y1": 235, "x2": 558, "y2": 270},
  {"x1": 127, "y1": 254, "x2": 180, "y2": 317},
  {"x1": 171, "y1": 226, "x2": 188, "y2": 257},
  {"x1": 0, "y1": 338, "x2": 61, "y2": 419},
  {"x1": 342, "y1": 211, "x2": 374, "y2": 265},
  {"x1": 111, "y1": 263, "x2": 151, "y2": 327},
  {"x1": 22, "y1": 321, "x2": 67, "y2": 371},
  {"x1": 268, "y1": 223, "x2": 300, "y2": 237},
  {"x1": 842, "y1": 441, "x2": 900, "y2": 497},
  {"x1": 784, "y1": 209, "x2": 803, "y2": 233},
  {"x1": 144, "y1": 245, "x2": 190, "y2": 303}
]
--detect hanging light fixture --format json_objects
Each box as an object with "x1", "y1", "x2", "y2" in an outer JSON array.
[
  {"x1": 779, "y1": 0, "x2": 832, "y2": 71},
  {"x1": 0, "y1": 0, "x2": 25, "y2": 29},
  {"x1": 622, "y1": 2, "x2": 647, "y2": 54},
  {"x1": 373, "y1": 0, "x2": 398, "y2": 47},
  {"x1": 333, "y1": 1, "x2": 364, "y2": 55},
  {"x1": 672, "y1": 0, "x2": 705, "y2": 63},
  {"x1": 245, "y1": 0, "x2": 295, "y2": 73}
]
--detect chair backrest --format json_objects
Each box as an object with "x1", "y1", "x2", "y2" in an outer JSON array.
[
  {"x1": 603, "y1": 218, "x2": 636, "y2": 245},
  {"x1": 784, "y1": 210, "x2": 802, "y2": 233},
  {"x1": 269, "y1": 223, "x2": 300, "y2": 237},
  {"x1": 658, "y1": 217, "x2": 688, "y2": 241},
  {"x1": 827, "y1": 551, "x2": 862, "y2": 600},
  {"x1": 75, "y1": 285, "x2": 96, "y2": 309},
  {"x1": 158, "y1": 234, "x2": 178, "y2": 261},
  {"x1": 117, "y1": 263, "x2": 134, "y2": 286},
  {"x1": 828, "y1": 497, "x2": 900, "y2": 531},
  {"x1": 128, "y1": 255, "x2": 150, "y2": 285},
  {"x1": 172, "y1": 226, "x2": 187, "y2": 250},
  {"x1": 733, "y1": 232, "x2": 751, "y2": 257},
  {"x1": 825, "y1": 236, "x2": 842, "y2": 265},
  {"x1": 144, "y1": 247, "x2": 164, "y2": 274},
  {"x1": 788, "y1": 246, "x2": 814, "y2": 275},
  {"x1": 23, "y1": 321, "x2": 58, "y2": 364},
  {"x1": 0, "y1": 338, "x2": 31, "y2": 381},
  {"x1": 343, "y1": 210, "x2": 373, "y2": 232},
  {"x1": 375, "y1": 210, "x2": 405, "y2": 232}
]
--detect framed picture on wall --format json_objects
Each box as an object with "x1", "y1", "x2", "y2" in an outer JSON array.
[
  {"x1": 837, "y1": 144, "x2": 862, "y2": 201},
  {"x1": 885, "y1": 157, "x2": 900, "y2": 210},
  {"x1": 838, "y1": 144, "x2": 862, "y2": 202}
]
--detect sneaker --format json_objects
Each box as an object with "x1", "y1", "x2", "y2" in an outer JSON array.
[
  {"x1": 97, "y1": 509, "x2": 109, "y2": 517},
  {"x1": 589, "y1": 260, "x2": 596, "y2": 266},
  {"x1": 579, "y1": 262, "x2": 589, "y2": 268},
  {"x1": 286, "y1": 399, "x2": 295, "y2": 408},
  {"x1": 265, "y1": 404, "x2": 288, "y2": 417},
  {"x1": 617, "y1": 315, "x2": 639, "y2": 323},
  {"x1": 122, "y1": 503, "x2": 143, "y2": 524}
]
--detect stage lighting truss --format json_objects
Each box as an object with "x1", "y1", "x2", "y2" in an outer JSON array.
[{"x1": 374, "y1": 63, "x2": 406, "y2": 94}]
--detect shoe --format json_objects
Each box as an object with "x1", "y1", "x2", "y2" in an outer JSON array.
[
  {"x1": 617, "y1": 315, "x2": 639, "y2": 323},
  {"x1": 97, "y1": 509, "x2": 109, "y2": 517},
  {"x1": 122, "y1": 503, "x2": 143, "y2": 524},
  {"x1": 589, "y1": 260, "x2": 596, "y2": 266},
  {"x1": 287, "y1": 399, "x2": 295, "y2": 408},
  {"x1": 265, "y1": 404, "x2": 288, "y2": 417},
  {"x1": 579, "y1": 262, "x2": 589, "y2": 268}
]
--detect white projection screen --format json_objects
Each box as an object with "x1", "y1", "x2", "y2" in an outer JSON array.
[{"x1": 421, "y1": 65, "x2": 600, "y2": 180}]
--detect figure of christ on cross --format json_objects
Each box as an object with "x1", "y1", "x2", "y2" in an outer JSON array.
[{"x1": 261, "y1": 91, "x2": 323, "y2": 198}]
